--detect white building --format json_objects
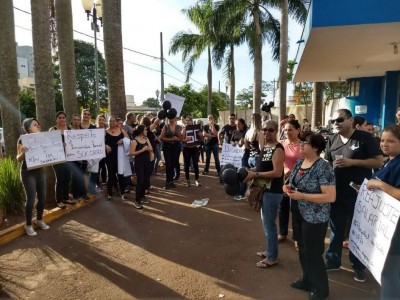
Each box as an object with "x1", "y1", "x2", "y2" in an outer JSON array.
[{"x1": 16, "y1": 45, "x2": 35, "y2": 90}]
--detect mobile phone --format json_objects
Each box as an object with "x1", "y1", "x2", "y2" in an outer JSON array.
[
  {"x1": 349, "y1": 182, "x2": 359, "y2": 192},
  {"x1": 285, "y1": 185, "x2": 293, "y2": 193}
]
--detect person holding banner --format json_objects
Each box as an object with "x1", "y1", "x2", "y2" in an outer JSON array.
[
  {"x1": 284, "y1": 133, "x2": 336, "y2": 300},
  {"x1": 182, "y1": 116, "x2": 202, "y2": 187},
  {"x1": 366, "y1": 125, "x2": 400, "y2": 299},
  {"x1": 202, "y1": 115, "x2": 221, "y2": 176},
  {"x1": 17, "y1": 118, "x2": 50, "y2": 236}
]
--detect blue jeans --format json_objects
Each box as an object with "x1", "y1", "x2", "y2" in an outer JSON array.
[
  {"x1": 153, "y1": 143, "x2": 161, "y2": 174},
  {"x1": 21, "y1": 168, "x2": 46, "y2": 226},
  {"x1": 260, "y1": 192, "x2": 283, "y2": 261},
  {"x1": 248, "y1": 155, "x2": 259, "y2": 168},
  {"x1": 204, "y1": 143, "x2": 220, "y2": 173}
]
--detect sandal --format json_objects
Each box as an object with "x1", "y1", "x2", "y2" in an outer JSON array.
[
  {"x1": 256, "y1": 251, "x2": 266, "y2": 258},
  {"x1": 278, "y1": 235, "x2": 287, "y2": 242},
  {"x1": 256, "y1": 259, "x2": 278, "y2": 268}
]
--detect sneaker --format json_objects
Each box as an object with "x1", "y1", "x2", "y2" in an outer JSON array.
[
  {"x1": 133, "y1": 201, "x2": 143, "y2": 209},
  {"x1": 169, "y1": 182, "x2": 177, "y2": 188},
  {"x1": 107, "y1": 195, "x2": 112, "y2": 201},
  {"x1": 186, "y1": 180, "x2": 191, "y2": 187},
  {"x1": 195, "y1": 180, "x2": 201, "y2": 187},
  {"x1": 63, "y1": 199, "x2": 76, "y2": 205},
  {"x1": 173, "y1": 177, "x2": 180, "y2": 182},
  {"x1": 354, "y1": 270, "x2": 366, "y2": 282},
  {"x1": 325, "y1": 263, "x2": 341, "y2": 271},
  {"x1": 121, "y1": 194, "x2": 128, "y2": 201},
  {"x1": 233, "y1": 195, "x2": 243, "y2": 201},
  {"x1": 140, "y1": 197, "x2": 151, "y2": 204},
  {"x1": 201, "y1": 171, "x2": 208, "y2": 175},
  {"x1": 56, "y1": 202, "x2": 67, "y2": 209},
  {"x1": 24, "y1": 225, "x2": 37, "y2": 236},
  {"x1": 36, "y1": 220, "x2": 50, "y2": 230}
]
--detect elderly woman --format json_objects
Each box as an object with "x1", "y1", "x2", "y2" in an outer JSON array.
[
  {"x1": 244, "y1": 120, "x2": 284, "y2": 268},
  {"x1": 366, "y1": 125, "x2": 400, "y2": 299},
  {"x1": 283, "y1": 133, "x2": 336, "y2": 300}
]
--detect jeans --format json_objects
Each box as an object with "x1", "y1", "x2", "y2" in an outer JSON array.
[
  {"x1": 381, "y1": 225, "x2": 400, "y2": 299},
  {"x1": 204, "y1": 143, "x2": 220, "y2": 173},
  {"x1": 21, "y1": 168, "x2": 46, "y2": 226},
  {"x1": 153, "y1": 143, "x2": 161, "y2": 174},
  {"x1": 183, "y1": 147, "x2": 200, "y2": 181},
  {"x1": 248, "y1": 155, "x2": 259, "y2": 168},
  {"x1": 260, "y1": 192, "x2": 283, "y2": 261},
  {"x1": 88, "y1": 172, "x2": 99, "y2": 194},
  {"x1": 53, "y1": 162, "x2": 70, "y2": 203},
  {"x1": 70, "y1": 161, "x2": 87, "y2": 198},
  {"x1": 279, "y1": 194, "x2": 290, "y2": 236},
  {"x1": 325, "y1": 199, "x2": 365, "y2": 270},
  {"x1": 105, "y1": 158, "x2": 125, "y2": 196}
]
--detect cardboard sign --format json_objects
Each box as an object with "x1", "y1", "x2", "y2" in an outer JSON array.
[
  {"x1": 221, "y1": 143, "x2": 245, "y2": 168},
  {"x1": 64, "y1": 129, "x2": 106, "y2": 161},
  {"x1": 185, "y1": 124, "x2": 201, "y2": 146},
  {"x1": 21, "y1": 131, "x2": 66, "y2": 169},
  {"x1": 165, "y1": 92, "x2": 185, "y2": 117},
  {"x1": 349, "y1": 179, "x2": 400, "y2": 284}
]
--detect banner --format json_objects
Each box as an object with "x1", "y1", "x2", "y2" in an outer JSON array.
[
  {"x1": 64, "y1": 129, "x2": 106, "y2": 161},
  {"x1": 21, "y1": 131, "x2": 65, "y2": 169},
  {"x1": 221, "y1": 143, "x2": 245, "y2": 168},
  {"x1": 165, "y1": 92, "x2": 185, "y2": 117},
  {"x1": 185, "y1": 124, "x2": 201, "y2": 146},
  {"x1": 349, "y1": 179, "x2": 400, "y2": 284}
]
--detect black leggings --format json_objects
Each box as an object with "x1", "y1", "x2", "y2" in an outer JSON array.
[
  {"x1": 135, "y1": 157, "x2": 150, "y2": 201},
  {"x1": 105, "y1": 159, "x2": 125, "y2": 196},
  {"x1": 183, "y1": 147, "x2": 200, "y2": 180},
  {"x1": 163, "y1": 143, "x2": 180, "y2": 184}
]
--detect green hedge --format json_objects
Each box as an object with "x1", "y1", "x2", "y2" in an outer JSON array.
[{"x1": 0, "y1": 157, "x2": 25, "y2": 215}]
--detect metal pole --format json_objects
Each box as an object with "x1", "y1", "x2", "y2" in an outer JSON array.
[
  {"x1": 160, "y1": 32, "x2": 165, "y2": 102},
  {"x1": 93, "y1": 5, "x2": 100, "y2": 116}
]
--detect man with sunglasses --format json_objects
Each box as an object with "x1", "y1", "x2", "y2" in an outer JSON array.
[{"x1": 324, "y1": 109, "x2": 384, "y2": 283}]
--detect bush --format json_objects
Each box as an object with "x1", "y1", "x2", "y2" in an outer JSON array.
[{"x1": 0, "y1": 157, "x2": 24, "y2": 215}]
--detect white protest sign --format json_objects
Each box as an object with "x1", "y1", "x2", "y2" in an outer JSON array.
[
  {"x1": 349, "y1": 179, "x2": 400, "y2": 284},
  {"x1": 165, "y1": 92, "x2": 185, "y2": 117},
  {"x1": 64, "y1": 129, "x2": 106, "y2": 161},
  {"x1": 221, "y1": 143, "x2": 245, "y2": 168},
  {"x1": 21, "y1": 131, "x2": 66, "y2": 169}
]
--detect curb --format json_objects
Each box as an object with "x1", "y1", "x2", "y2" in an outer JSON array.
[{"x1": 0, "y1": 196, "x2": 97, "y2": 246}]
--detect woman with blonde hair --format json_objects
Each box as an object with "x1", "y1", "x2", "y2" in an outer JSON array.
[{"x1": 244, "y1": 113, "x2": 262, "y2": 168}]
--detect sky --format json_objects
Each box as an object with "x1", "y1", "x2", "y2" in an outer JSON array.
[{"x1": 12, "y1": 0, "x2": 304, "y2": 105}]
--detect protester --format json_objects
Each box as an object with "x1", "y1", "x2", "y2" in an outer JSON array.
[
  {"x1": 105, "y1": 116, "x2": 129, "y2": 201},
  {"x1": 130, "y1": 124, "x2": 153, "y2": 209},
  {"x1": 152, "y1": 117, "x2": 162, "y2": 175},
  {"x1": 202, "y1": 115, "x2": 221, "y2": 176},
  {"x1": 278, "y1": 120, "x2": 303, "y2": 246},
  {"x1": 232, "y1": 118, "x2": 248, "y2": 201},
  {"x1": 324, "y1": 108, "x2": 384, "y2": 282},
  {"x1": 182, "y1": 116, "x2": 202, "y2": 187},
  {"x1": 141, "y1": 116, "x2": 160, "y2": 193},
  {"x1": 366, "y1": 124, "x2": 400, "y2": 298},
  {"x1": 160, "y1": 116, "x2": 181, "y2": 189},
  {"x1": 50, "y1": 112, "x2": 73, "y2": 208},
  {"x1": 219, "y1": 114, "x2": 236, "y2": 145},
  {"x1": 244, "y1": 120, "x2": 284, "y2": 269},
  {"x1": 244, "y1": 113, "x2": 262, "y2": 168},
  {"x1": 123, "y1": 112, "x2": 136, "y2": 139},
  {"x1": 353, "y1": 116, "x2": 366, "y2": 131},
  {"x1": 284, "y1": 133, "x2": 336, "y2": 300},
  {"x1": 364, "y1": 122, "x2": 374, "y2": 134},
  {"x1": 96, "y1": 114, "x2": 107, "y2": 190},
  {"x1": 80, "y1": 109, "x2": 96, "y2": 129},
  {"x1": 196, "y1": 119, "x2": 205, "y2": 163},
  {"x1": 17, "y1": 118, "x2": 50, "y2": 236}
]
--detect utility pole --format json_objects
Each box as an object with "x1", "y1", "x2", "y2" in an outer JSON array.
[{"x1": 160, "y1": 32, "x2": 165, "y2": 102}]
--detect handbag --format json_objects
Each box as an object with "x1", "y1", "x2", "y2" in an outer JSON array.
[{"x1": 245, "y1": 181, "x2": 264, "y2": 212}]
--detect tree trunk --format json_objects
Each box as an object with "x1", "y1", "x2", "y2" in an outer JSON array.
[
  {"x1": 229, "y1": 45, "x2": 235, "y2": 115},
  {"x1": 311, "y1": 82, "x2": 323, "y2": 129},
  {"x1": 278, "y1": 0, "x2": 289, "y2": 121},
  {"x1": 207, "y1": 46, "x2": 212, "y2": 116},
  {"x1": 252, "y1": 3, "x2": 262, "y2": 115},
  {"x1": 103, "y1": 0, "x2": 126, "y2": 118},
  {"x1": 55, "y1": 0, "x2": 78, "y2": 121},
  {"x1": 0, "y1": 0, "x2": 21, "y2": 159},
  {"x1": 31, "y1": 0, "x2": 56, "y2": 131}
]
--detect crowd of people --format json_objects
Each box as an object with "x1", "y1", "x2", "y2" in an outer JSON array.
[{"x1": 15, "y1": 106, "x2": 400, "y2": 299}]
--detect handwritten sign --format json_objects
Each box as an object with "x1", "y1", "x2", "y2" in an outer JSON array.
[
  {"x1": 64, "y1": 129, "x2": 106, "y2": 161},
  {"x1": 21, "y1": 131, "x2": 65, "y2": 169},
  {"x1": 165, "y1": 92, "x2": 185, "y2": 117},
  {"x1": 349, "y1": 179, "x2": 400, "y2": 284},
  {"x1": 221, "y1": 143, "x2": 245, "y2": 168},
  {"x1": 185, "y1": 124, "x2": 201, "y2": 146}
]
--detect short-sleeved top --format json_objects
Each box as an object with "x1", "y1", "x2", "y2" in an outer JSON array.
[
  {"x1": 324, "y1": 130, "x2": 382, "y2": 199},
  {"x1": 256, "y1": 143, "x2": 284, "y2": 194},
  {"x1": 279, "y1": 140, "x2": 302, "y2": 176},
  {"x1": 220, "y1": 124, "x2": 236, "y2": 144},
  {"x1": 231, "y1": 129, "x2": 247, "y2": 144},
  {"x1": 203, "y1": 124, "x2": 219, "y2": 145},
  {"x1": 80, "y1": 124, "x2": 97, "y2": 129},
  {"x1": 290, "y1": 158, "x2": 336, "y2": 224}
]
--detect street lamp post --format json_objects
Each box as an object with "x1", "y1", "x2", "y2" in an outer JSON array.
[
  {"x1": 82, "y1": 0, "x2": 102, "y2": 116},
  {"x1": 155, "y1": 89, "x2": 160, "y2": 102}
]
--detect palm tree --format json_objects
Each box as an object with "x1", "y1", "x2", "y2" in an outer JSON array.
[
  {"x1": 0, "y1": 0, "x2": 21, "y2": 158},
  {"x1": 311, "y1": 82, "x2": 323, "y2": 129},
  {"x1": 31, "y1": 0, "x2": 57, "y2": 131},
  {"x1": 54, "y1": 0, "x2": 78, "y2": 119},
  {"x1": 170, "y1": 0, "x2": 216, "y2": 115},
  {"x1": 103, "y1": 0, "x2": 126, "y2": 118}
]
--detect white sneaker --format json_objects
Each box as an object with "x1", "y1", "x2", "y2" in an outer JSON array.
[
  {"x1": 121, "y1": 194, "x2": 128, "y2": 201},
  {"x1": 24, "y1": 225, "x2": 37, "y2": 236},
  {"x1": 195, "y1": 180, "x2": 201, "y2": 187},
  {"x1": 36, "y1": 220, "x2": 50, "y2": 230}
]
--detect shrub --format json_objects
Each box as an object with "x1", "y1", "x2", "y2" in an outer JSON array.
[{"x1": 0, "y1": 157, "x2": 24, "y2": 215}]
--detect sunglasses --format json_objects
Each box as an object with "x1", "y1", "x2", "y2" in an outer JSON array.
[
  {"x1": 262, "y1": 128, "x2": 276, "y2": 133},
  {"x1": 330, "y1": 117, "x2": 347, "y2": 124}
]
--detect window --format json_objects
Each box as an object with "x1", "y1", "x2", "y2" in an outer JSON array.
[{"x1": 348, "y1": 80, "x2": 360, "y2": 97}]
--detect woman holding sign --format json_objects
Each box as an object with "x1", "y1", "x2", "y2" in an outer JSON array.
[
  {"x1": 366, "y1": 125, "x2": 400, "y2": 299},
  {"x1": 17, "y1": 118, "x2": 50, "y2": 236},
  {"x1": 182, "y1": 116, "x2": 201, "y2": 187}
]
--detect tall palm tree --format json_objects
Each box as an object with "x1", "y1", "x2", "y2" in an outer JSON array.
[
  {"x1": 0, "y1": 0, "x2": 21, "y2": 158},
  {"x1": 54, "y1": 0, "x2": 78, "y2": 119},
  {"x1": 103, "y1": 0, "x2": 126, "y2": 118},
  {"x1": 31, "y1": 0, "x2": 56, "y2": 131},
  {"x1": 170, "y1": 0, "x2": 216, "y2": 115},
  {"x1": 311, "y1": 82, "x2": 323, "y2": 129}
]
